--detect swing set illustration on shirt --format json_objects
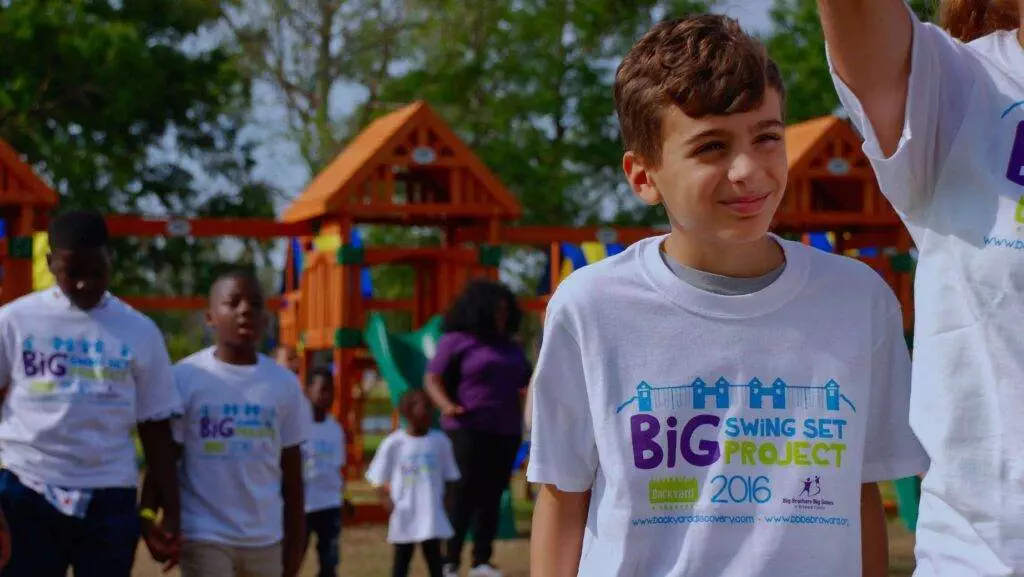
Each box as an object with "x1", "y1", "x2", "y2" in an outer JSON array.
[{"x1": 615, "y1": 377, "x2": 857, "y2": 415}]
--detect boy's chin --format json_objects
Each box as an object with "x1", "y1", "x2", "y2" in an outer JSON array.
[
  {"x1": 223, "y1": 336, "x2": 260, "y2": 349},
  {"x1": 715, "y1": 221, "x2": 775, "y2": 245}
]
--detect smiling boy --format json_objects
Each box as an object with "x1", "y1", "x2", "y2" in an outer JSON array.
[{"x1": 527, "y1": 14, "x2": 928, "y2": 577}]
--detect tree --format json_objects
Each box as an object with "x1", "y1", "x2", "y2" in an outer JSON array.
[
  {"x1": 0, "y1": 0, "x2": 278, "y2": 306},
  {"x1": 226, "y1": 0, "x2": 418, "y2": 176},
  {"x1": 379, "y1": 0, "x2": 711, "y2": 227},
  {"x1": 766, "y1": 0, "x2": 934, "y2": 122}
]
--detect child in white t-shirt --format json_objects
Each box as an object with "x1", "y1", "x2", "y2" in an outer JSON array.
[
  {"x1": 0, "y1": 210, "x2": 182, "y2": 577},
  {"x1": 366, "y1": 389, "x2": 460, "y2": 577},
  {"x1": 820, "y1": 1, "x2": 1024, "y2": 574},
  {"x1": 526, "y1": 14, "x2": 928, "y2": 577},
  {"x1": 140, "y1": 270, "x2": 310, "y2": 577},
  {"x1": 302, "y1": 367, "x2": 347, "y2": 577}
]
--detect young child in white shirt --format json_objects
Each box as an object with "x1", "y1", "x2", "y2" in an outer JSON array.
[
  {"x1": 527, "y1": 14, "x2": 928, "y2": 577},
  {"x1": 0, "y1": 209, "x2": 182, "y2": 577},
  {"x1": 820, "y1": 1, "x2": 1024, "y2": 573},
  {"x1": 302, "y1": 367, "x2": 347, "y2": 577},
  {"x1": 140, "y1": 270, "x2": 309, "y2": 577},
  {"x1": 366, "y1": 389, "x2": 460, "y2": 577}
]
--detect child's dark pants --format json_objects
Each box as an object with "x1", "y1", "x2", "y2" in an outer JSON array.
[
  {"x1": 306, "y1": 506, "x2": 342, "y2": 577},
  {"x1": 0, "y1": 469, "x2": 140, "y2": 577},
  {"x1": 393, "y1": 539, "x2": 444, "y2": 577}
]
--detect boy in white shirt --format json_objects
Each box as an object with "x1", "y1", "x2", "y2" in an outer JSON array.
[
  {"x1": 0, "y1": 209, "x2": 182, "y2": 577},
  {"x1": 366, "y1": 389, "x2": 460, "y2": 577},
  {"x1": 302, "y1": 366, "x2": 347, "y2": 577},
  {"x1": 527, "y1": 14, "x2": 929, "y2": 577},
  {"x1": 140, "y1": 270, "x2": 309, "y2": 577}
]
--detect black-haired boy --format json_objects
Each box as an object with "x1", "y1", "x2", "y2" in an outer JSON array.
[
  {"x1": 303, "y1": 366, "x2": 346, "y2": 577},
  {"x1": 0, "y1": 209, "x2": 183, "y2": 577},
  {"x1": 366, "y1": 389, "x2": 461, "y2": 577},
  {"x1": 142, "y1": 270, "x2": 309, "y2": 577}
]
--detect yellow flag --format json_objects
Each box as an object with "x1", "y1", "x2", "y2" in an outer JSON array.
[
  {"x1": 32, "y1": 233, "x2": 54, "y2": 290},
  {"x1": 312, "y1": 233, "x2": 342, "y2": 252}
]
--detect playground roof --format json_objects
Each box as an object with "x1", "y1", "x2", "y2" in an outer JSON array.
[
  {"x1": 282, "y1": 101, "x2": 522, "y2": 224},
  {"x1": 785, "y1": 115, "x2": 868, "y2": 175},
  {"x1": 786, "y1": 116, "x2": 841, "y2": 170},
  {"x1": 0, "y1": 139, "x2": 57, "y2": 207}
]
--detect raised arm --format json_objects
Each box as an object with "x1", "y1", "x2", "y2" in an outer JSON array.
[{"x1": 818, "y1": 0, "x2": 913, "y2": 156}]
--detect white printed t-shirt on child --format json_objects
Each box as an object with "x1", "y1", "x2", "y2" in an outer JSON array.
[
  {"x1": 365, "y1": 429, "x2": 460, "y2": 544},
  {"x1": 304, "y1": 414, "x2": 346, "y2": 513},
  {"x1": 173, "y1": 347, "x2": 310, "y2": 547},
  {"x1": 527, "y1": 236, "x2": 928, "y2": 577},
  {"x1": 0, "y1": 288, "x2": 181, "y2": 515},
  {"x1": 828, "y1": 9, "x2": 1024, "y2": 575}
]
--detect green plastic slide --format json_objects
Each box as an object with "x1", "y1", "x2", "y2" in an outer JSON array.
[
  {"x1": 363, "y1": 312, "x2": 444, "y2": 416},
  {"x1": 362, "y1": 312, "x2": 518, "y2": 539}
]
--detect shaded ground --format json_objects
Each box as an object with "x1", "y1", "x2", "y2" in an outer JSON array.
[
  {"x1": 131, "y1": 518, "x2": 915, "y2": 577},
  {"x1": 129, "y1": 476, "x2": 917, "y2": 576}
]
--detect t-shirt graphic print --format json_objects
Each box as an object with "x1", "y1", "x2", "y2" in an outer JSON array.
[
  {"x1": 619, "y1": 373, "x2": 854, "y2": 524},
  {"x1": 527, "y1": 236, "x2": 928, "y2": 577}
]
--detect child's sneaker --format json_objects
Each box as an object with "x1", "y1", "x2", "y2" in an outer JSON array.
[
  {"x1": 443, "y1": 563, "x2": 460, "y2": 577},
  {"x1": 468, "y1": 564, "x2": 503, "y2": 577}
]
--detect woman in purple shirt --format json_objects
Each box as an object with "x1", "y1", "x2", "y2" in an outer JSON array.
[{"x1": 424, "y1": 279, "x2": 531, "y2": 577}]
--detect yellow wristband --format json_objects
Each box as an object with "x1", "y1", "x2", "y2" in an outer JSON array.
[{"x1": 139, "y1": 508, "x2": 158, "y2": 522}]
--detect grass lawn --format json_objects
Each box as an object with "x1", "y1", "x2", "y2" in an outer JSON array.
[{"x1": 131, "y1": 478, "x2": 918, "y2": 577}]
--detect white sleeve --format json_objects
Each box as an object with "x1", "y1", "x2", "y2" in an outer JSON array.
[
  {"x1": 280, "y1": 377, "x2": 311, "y2": 449},
  {"x1": 827, "y1": 7, "x2": 976, "y2": 219},
  {"x1": 365, "y1": 435, "x2": 395, "y2": 487},
  {"x1": 441, "y1": 434, "x2": 461, "y2": 482},
  {"x1": 169, "y1": 365, "x2": 192, "y2": 445},
  {"x1": 525, "y1": 309, "x2": 597, "y2": 493},
  {"x1": 862, "y1": 297, "x2": 930, "y2": 482},
  {"x1": 133, "y1": 321, "x2": 183, "y2": 422},
  {"x1": 0, "y1": 308, "x2": 16, "y2": 390}
]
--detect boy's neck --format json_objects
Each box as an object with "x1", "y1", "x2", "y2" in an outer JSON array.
[
  {"x1": 214, "y1": 344, "x2": 259, "y2": 366},
  {"x1": 405, "y1": 425, "x2": 429, "y2": 437},
  {"x1": 663, "y1": 231, "x2": 784, "y2": 278},
  {"x1": 313, "y1": 408, "x2": 328, "y2": 422}
]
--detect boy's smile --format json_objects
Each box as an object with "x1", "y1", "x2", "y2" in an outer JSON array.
[{"x1": 719, "y1": 191, "x2": 773, "y2": 217}]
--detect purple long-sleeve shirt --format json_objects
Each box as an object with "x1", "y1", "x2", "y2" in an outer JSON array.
[{"x1": 426, "y1": 332, "x2": 530, "y2": 437}]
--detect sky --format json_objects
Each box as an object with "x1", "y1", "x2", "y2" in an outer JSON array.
[{"x1": 248, "y1": 1, "x2": 776, "y2": 200}]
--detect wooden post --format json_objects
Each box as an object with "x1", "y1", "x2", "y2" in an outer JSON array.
[{"x1": 549, "y1": 241, "x2": 561, "y2": 294}]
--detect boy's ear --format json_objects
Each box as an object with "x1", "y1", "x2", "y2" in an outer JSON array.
[
  {"x1": 623, "y1": 151, "x2": 662, "y2": 206},
  {"x1": 204, "y1": 310, "x2": 214, "y2": 328}
]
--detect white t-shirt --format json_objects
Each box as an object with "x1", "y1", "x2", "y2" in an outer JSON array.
[
  {"x1": 365, "y1": 429, "x2": 460, "y2": 544},
  {"x1": 173, "y1": 347, "x2": 310, "y2": 547},
  {"x1": 526, "y1": 236, "x2": 927, "y2": 577},
  {"x1": 0, "y1": 288, "x2": 181, "y2": 488},
  {"x1": 829, "y1": 13, "x2": 1024, "y2": 575},
  {"x1": 304, "y1": 415, "x2": 346, "y2": 513}
]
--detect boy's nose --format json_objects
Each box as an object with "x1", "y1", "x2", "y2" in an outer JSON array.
[{"x1": 727, "y1": 152, "x2": 771, "y2": 186}]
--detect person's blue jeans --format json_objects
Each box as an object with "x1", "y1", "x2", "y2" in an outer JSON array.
[
  {"x1": 306, "y1": 506, "x2": 342, "y2": 577},
  {"x1": 0, "y1": 469, "x2": 140, "y2": 577}
]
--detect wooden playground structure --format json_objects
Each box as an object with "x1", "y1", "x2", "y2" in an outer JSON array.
[{"x1": 0, "y1": 101, "x2": 916, "y2": 519}]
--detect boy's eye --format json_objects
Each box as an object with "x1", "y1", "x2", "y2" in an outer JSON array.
[
  {"x1": 693, "y1": 141, "x2": 727, "y2": 156},
  {"x1": 755, "y1": 133, "x2": 783, "y2": 144}
]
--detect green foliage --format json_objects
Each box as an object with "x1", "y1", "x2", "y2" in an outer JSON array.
[
  {"x1": 378, "y1": 0, "x2": 711, "y2": 227},
  {"x1": 766, "y1": 0, "x2": 934, "y2": 122},
  {"x1": 0, "y1": 0, "x2": 278, "y2": 307}
]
